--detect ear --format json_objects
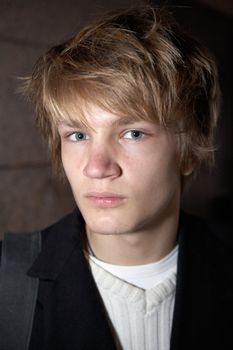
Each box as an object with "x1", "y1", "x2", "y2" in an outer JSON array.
[{"x1": 181, "y1": 161, "x2": 195, "y2": 177}]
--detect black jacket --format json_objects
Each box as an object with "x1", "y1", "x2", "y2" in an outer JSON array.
[{"x1": 2, "y1": 210, "x2": 233, "y2": 349}]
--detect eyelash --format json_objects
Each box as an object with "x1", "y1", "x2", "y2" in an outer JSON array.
[{"x1": 65, "y1": 130, "x2": 146, "y2": 142}]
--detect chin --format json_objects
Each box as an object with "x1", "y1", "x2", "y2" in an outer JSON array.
[
  {"x1": 88, "y1": 223, "x2": 122, "y2": 235},
  {"x1": 85, "y1": 215, "x2": 130, "y2": 235}
]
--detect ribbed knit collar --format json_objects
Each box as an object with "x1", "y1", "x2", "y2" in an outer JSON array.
[{"x1": 89, "y1": 258, "x2": 176, "y2": 313}]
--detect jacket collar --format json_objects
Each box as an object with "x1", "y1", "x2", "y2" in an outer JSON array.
[
  {"x1": 27, "y1": 209, "x2": 197, "y2": 281},
  {"x1": 28, "y1": 208, "x2": 118, "y2": 350},
  {"x1": 28, "y1": 209, "x2": 188, "y2": 281},
  {"x1": 170, "y1": 211, "x2": 233, "y2": 349},
  {"x1": 28, "y1": 208, "x2": 83, "y2": 280}
]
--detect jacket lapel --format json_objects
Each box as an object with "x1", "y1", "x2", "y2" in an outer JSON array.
[
  {"x1": 170, "y1": 213, "x2": 233, "y2": 349},
  {"x1": 28, "y1": 209, "x2": 117, "y2": 350}
]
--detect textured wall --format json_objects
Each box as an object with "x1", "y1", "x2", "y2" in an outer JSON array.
[
  {"x1": 0, "y1": 0, "x2": 232, "y2": 238},
  {"x1": 174, "y1": 1, "x2": 233, "y2": 224},
  {"x1": 0, "y1": 0, "x2": 134, "y2": 237}
]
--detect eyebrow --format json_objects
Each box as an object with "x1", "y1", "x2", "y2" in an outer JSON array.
[
  {"x1": 111, "y1": 116, "x2": 143, "y2": 127},
  {"x1": 58, "y1": 116, "x2": 144, "y2": 129},
  {"x1": 58, "y1": 120, "x2": 86, "y2": 129}
]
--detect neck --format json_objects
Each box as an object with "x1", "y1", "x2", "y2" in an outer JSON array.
[{"x1": 85, "y1": 209, "x2": 180, "y2": 266}]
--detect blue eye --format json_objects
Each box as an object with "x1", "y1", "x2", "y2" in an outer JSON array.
[
  {"x1": 69, "y1": 132, "x2": 89, "y2": 141},
  {"x1": 124, "y1": 130, "x2": 145, "y2": 139}
]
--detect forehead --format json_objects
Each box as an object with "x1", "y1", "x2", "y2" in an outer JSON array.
[
  {"x1": 50, "y1": 80, "x2": 160, "y2": 130},
  {"x1": 57, "y1": 102, "x2": 152, "y2": 129}
]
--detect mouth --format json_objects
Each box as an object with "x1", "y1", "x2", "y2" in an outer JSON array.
[{"x1": 85, "y1": 192, "x2": 126, "y2": 208}]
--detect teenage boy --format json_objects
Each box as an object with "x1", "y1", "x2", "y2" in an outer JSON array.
[{"x1": 0, "y1": 4, "x2": 232, "y2": 350}]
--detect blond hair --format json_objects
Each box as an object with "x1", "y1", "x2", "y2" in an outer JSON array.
[{"x1": 25, "y1": 4, "x2": 220, "y2": 178}]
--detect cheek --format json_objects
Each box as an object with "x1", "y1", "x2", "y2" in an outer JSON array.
[
  {"x1": 61, "y1": 148, "x2": 70, "y2": 175},
  {"x1": 125, "y1": 151, "x2": 180, "y2": 196},
  {"x1": 61, "y1": 147, "x2": 78, "y2": 182}
]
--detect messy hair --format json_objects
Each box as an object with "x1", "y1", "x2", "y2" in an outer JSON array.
[{"x1": 24, "y1": 4, "x2": 220, "y2": 178}]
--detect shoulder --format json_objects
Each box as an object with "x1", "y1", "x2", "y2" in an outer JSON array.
[
  {"x1": 27, "y1": 208, "x2": 84, "y2": 279},
  {"x1": 181, "y1": 210, "x2": 231, "y2": 241},
  {"x1": 40, "y1": 208, "x2": 82, "y2": 244},
  {"x1": 179, "y1": 211, "x2": 233, "y2": 264},
  {"x1": 0, "y1": 208, "x2": 83, "y2": 266}
]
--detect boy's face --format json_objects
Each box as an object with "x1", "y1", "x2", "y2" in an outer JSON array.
[{"x1": 58, "y1": 103, "x2": 181, "y2": 236}]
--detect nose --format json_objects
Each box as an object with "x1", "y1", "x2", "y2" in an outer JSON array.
[{"x1": 83, "y1": 144, "x2": 122, "y2": 179}]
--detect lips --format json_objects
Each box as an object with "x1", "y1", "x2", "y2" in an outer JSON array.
[{"x1": 85, "y1": 192, "x2": 126, "y2": 208}]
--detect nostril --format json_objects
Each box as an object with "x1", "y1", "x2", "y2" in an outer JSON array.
[{"x1": 83, "y1": 154, "x2": 121, "y2": 179}]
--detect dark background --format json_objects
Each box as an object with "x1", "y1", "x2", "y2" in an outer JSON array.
[{"x1": 0, "y1": 0, "x2": 232, "y2": 238}]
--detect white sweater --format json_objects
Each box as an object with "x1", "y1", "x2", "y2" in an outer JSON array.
[{"x1": 88, "y1": 247, "x2": 177, "y2": 350}]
